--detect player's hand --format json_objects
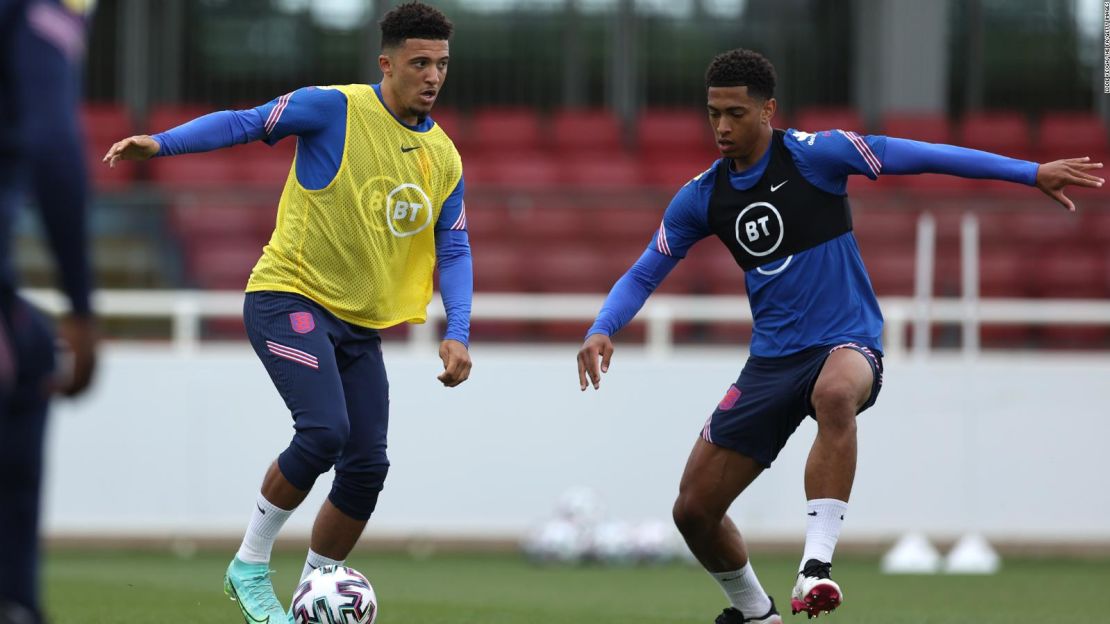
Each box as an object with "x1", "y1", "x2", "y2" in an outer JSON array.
[
  {"x1": 577, "y1": 333, "x2": 614, "y2": 391},
  {"x1": 54, "y1": 315, "x2": 98, "y2": 397},
  {"x1": 1035, "y1": 156, "x2": 1104, "y2": 212},
  {"x1": 102, "y1": 135, "x2": 160, "y2": 167},
  {"x1": 437, "y1": 339, "x2": 471, "y2": 387}
]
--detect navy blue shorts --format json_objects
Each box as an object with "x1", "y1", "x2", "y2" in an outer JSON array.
[
  {"x1": 701, "y1": 342, "x2": 883, "y2": 468},
  {"x1": 243, "y1": 291, "x2": 389, "y2": 500}
]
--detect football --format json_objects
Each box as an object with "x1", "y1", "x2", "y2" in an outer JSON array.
[{"x1": 291, "y1": 564, "x2": 378, "y2": 624}]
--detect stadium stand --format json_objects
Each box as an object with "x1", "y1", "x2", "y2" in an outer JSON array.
[{"x1": 69, "y1": 103, "x2": 1110, "y2": 349}]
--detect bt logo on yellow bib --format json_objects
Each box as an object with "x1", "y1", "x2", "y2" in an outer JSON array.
[{"x1": 386, "y1": 183, "x2": 434, "y2": 237}]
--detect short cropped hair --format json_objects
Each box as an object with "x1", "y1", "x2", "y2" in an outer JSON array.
[
  {"x1": 380, "y1": 2, "x2": 453, "y2": 49},
  {"x1": 705, "y1": 49, "x2": 776, "y2": 100}
]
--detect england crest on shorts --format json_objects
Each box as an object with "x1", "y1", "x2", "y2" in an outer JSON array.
[{"x1": 290, "y1": 312, "x2": 315, "y2": 334}]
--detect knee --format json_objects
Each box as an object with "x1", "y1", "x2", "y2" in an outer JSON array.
[
  {"x1": 299, "y1": 418, "x2": 351, "y2": 463},
  {"x1": 811, "y1": 381, "x2": 863, "y2": 430},
  {"x1": 330, "y1": 463, "x2": 390, "y2": 521},
  {"x1": 672, "y1": 494, "x2": 719, "y2": 538},
  {"x1": 313, "y1": 420, "x2": 351, "y2": 458},
  {"x1": 278, "y1": 419, "x2": 351, "y2": 490}
]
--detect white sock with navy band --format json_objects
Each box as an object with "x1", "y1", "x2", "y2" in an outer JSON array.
[
  {"x1": 235, "y1": 493, "x2": 294, "y2": 564},
  {"x1": 301, "y1": 548, "x2": 345, "y2": 582},
  {"x1": 800, "y1": 498, "x2": 848, "y2": 571},
  {"x1": 710, "y1": 562, "x2": 773, "y2": 617}
]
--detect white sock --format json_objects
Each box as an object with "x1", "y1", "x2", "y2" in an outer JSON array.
[
  {"x1": 235, "y1": 493, "x2": 294, "y2": 564},
  {"x1": 800, "y1": 498, "x2": 848, "y2": 571},
  {"x1": 301, "y1": 548, "x2": 344, "y2": 582},
  {"x1": 710, "y1": 562, "x2": 772, "y2": 617}
]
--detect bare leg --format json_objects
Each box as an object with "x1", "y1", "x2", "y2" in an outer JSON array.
[
  {"x1": 260, "y1": 460, "x2": 311, "y2": 511},
  {"x1": 309, "y1": 499, "x2": 369, "y2": 561},
  {"x1": 805, "y1": 349, "x2": 874, "y2": 501},
  {"x1": 672, "y1": 437, "x2": 764, "y2": 572}
]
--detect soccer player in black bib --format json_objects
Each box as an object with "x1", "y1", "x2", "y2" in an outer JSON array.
[{"x1": 577, "y1": 49, "x2": 1102, "y2": 623}]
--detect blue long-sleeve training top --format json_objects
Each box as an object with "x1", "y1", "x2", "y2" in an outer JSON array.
[
  {"x1": 587, "y1": 128, "x2": 1040, "y2": 357},
  {"x1": 152, "y1": 85, "x2": 473, "y2": 345}
]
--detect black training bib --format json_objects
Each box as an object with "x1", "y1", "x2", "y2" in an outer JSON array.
[{"x1": 707, "y1": 129, "x2": 853, "y2": 271}]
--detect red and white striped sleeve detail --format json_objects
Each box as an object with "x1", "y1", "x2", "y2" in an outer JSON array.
[
  {"x1": 838, "y1": 130, "x2": 882, "y2": 177},
  {"x1": 450, "y1": 201, "x2": 468, "y2": 231},
  {"x1": 264, "y1": 92, "x2": 293, "y2": 136},
  {"x1": 655, "y1": 220, "x2": 673, "y2": 256}
]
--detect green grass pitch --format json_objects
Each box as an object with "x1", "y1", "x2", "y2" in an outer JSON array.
[{"x1": 43, "y1": 549, "x2": 1105, "y2": 623}]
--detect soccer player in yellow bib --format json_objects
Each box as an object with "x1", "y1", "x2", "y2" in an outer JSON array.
[{"x1": 103, "y1": 3, "x2": 471, "y2": 621}]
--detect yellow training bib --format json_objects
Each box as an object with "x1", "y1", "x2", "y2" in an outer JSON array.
[{"x1": 247, "y1": 84, "x2": 462, "y2": 329}]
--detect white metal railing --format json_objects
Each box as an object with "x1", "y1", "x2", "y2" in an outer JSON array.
[{"x1": 22, "y1": 289, "x2": 1110, "y2": 359}]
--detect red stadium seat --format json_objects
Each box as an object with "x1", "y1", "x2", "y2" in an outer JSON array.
[
  {"x1": 87, "y1": 148, "x2": 136, "y2": 192},
  {"x1": 526, "y1": 244, "x2": 627, "y2": 293},
  {"x1": 977, "y1": 245, "x2": 1031, "y2": 297},
  {"x1": 881, "y1": 112, "x2": 952, "y2": 144},
  {"x1": 147, "y1": 104, "x2": 213, "y2": 134},
  {"x1": 1086, "y1": 210, "x2": 1110, "y2": 244},
  {"x1": 642, "y1": 155, "x2": 715, "y2": 190},
  {"x1": 471, "y1": 242, "x2": 527, "y2": 292},
  {"x1": 851, "y1": 210, "x2": 919, "y2": 248},
  {"x1": 792, "y1": 107, "x2": 866, "y2": 134},
  {"x1": 1037, "y1": 112, "x2": 1109, "y2": 155},
  {"x1": 672, "y1": 244, "x2": 745, "y2": 295},
  {"x1": 978, "y1": 210, "x2": 1083, "y2": 246},
  {"x1": 183, "y1": 239, "x2": 262, "y2": 289},
  {"x1": 463, "y1": 154, "x2": 559, "y2": 190},
  {"x1": 169, "y1": 200, "x2": 274, "y2": 243},
  {"x1": 238, "y1": 156, "x2": 294, "y2": 191},
  {"x1": 636, "y1": 108, "x2": 713, "y2": 156},
  {"x1": 858, "y1": 243, "x2": 916, "y2": 296},
  {"x1": 81, "y1": 103, "x2": 133, "y2": 152},
  {"x1": 470, "y1": 107, "x2": 543, "y2": 153},
  {"x1": 957, "y1": 111, "x2": 1031, "y2": 155},
  {"x1": 551, "y1": 109, "x2": 624, "y2": 156},
  {"x1": 591, "y1": 206, "x2": 663, "y2": 244},
  {"x1": 559, "y1": 155, "x2": 642, "y2": 190},
  {"x1": 429, "y1": 107, "x2": 464, "y2": 139},
  {"x1": 1031, "y1": 247, "x2": 1106, "y2": 298},
  {"x1": 150, "y1": 153, "x2": 242, "y2": 190},
  {"x1": 458, "y1": 155, "x2": 498, "y2": 187}
]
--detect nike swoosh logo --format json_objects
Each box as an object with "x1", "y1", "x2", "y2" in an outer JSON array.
[
  {"x1": 720, "y1": 575, "x2": 742, "y2": 582},
  {"x1": 807, "y1": 511, "x2": 818, "y2": 516},
  {"x1": 771, "y1": 180, "x2": 788, "y2": 192},
  {"x1": 257, "y1": 504, "x2": 266, "y2": 515},
  {"x1": 227, "y1": 580, "x2": 270, "y2": 623},
  {"x1": 401, "y1": 145, "x2": 421, "y2": 153}
]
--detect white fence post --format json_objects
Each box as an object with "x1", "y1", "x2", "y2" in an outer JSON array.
[{"x1": 913, "y1": 212, "x2": 937, "y2": 359}]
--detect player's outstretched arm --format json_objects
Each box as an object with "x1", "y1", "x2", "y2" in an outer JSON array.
[
  {"x1": 102, "y1": 135, "x2": 160, "y2": 167},
  {"x1": 1034, "y1": 157, "x2": 1104, "y2": 212},
  {"x1": 437, "y1": 339, "x2": 471, "y2": 387},
  {"x1": 577, "y1": 333, "x2": 614, "y2": 391}
]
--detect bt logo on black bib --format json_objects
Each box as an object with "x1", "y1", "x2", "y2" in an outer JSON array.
[{"x1": 734, "y1": 202, "x2": 784, "y2": 257}]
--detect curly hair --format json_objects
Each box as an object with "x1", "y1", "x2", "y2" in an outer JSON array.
[
  {"x1": 705, "y1": 49, "x2": 776, "y2": 100},
  {"x1": 380, "y1": 2, "x2": 454, "y2": 49}
]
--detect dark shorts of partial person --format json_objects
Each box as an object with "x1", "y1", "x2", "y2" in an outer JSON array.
[
  {"x1": 243, "y1": 290, "x2": 390, "y2": 521},
  {"x1": 701, "y1": 342, "x2": 883, "y2": 468}
]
